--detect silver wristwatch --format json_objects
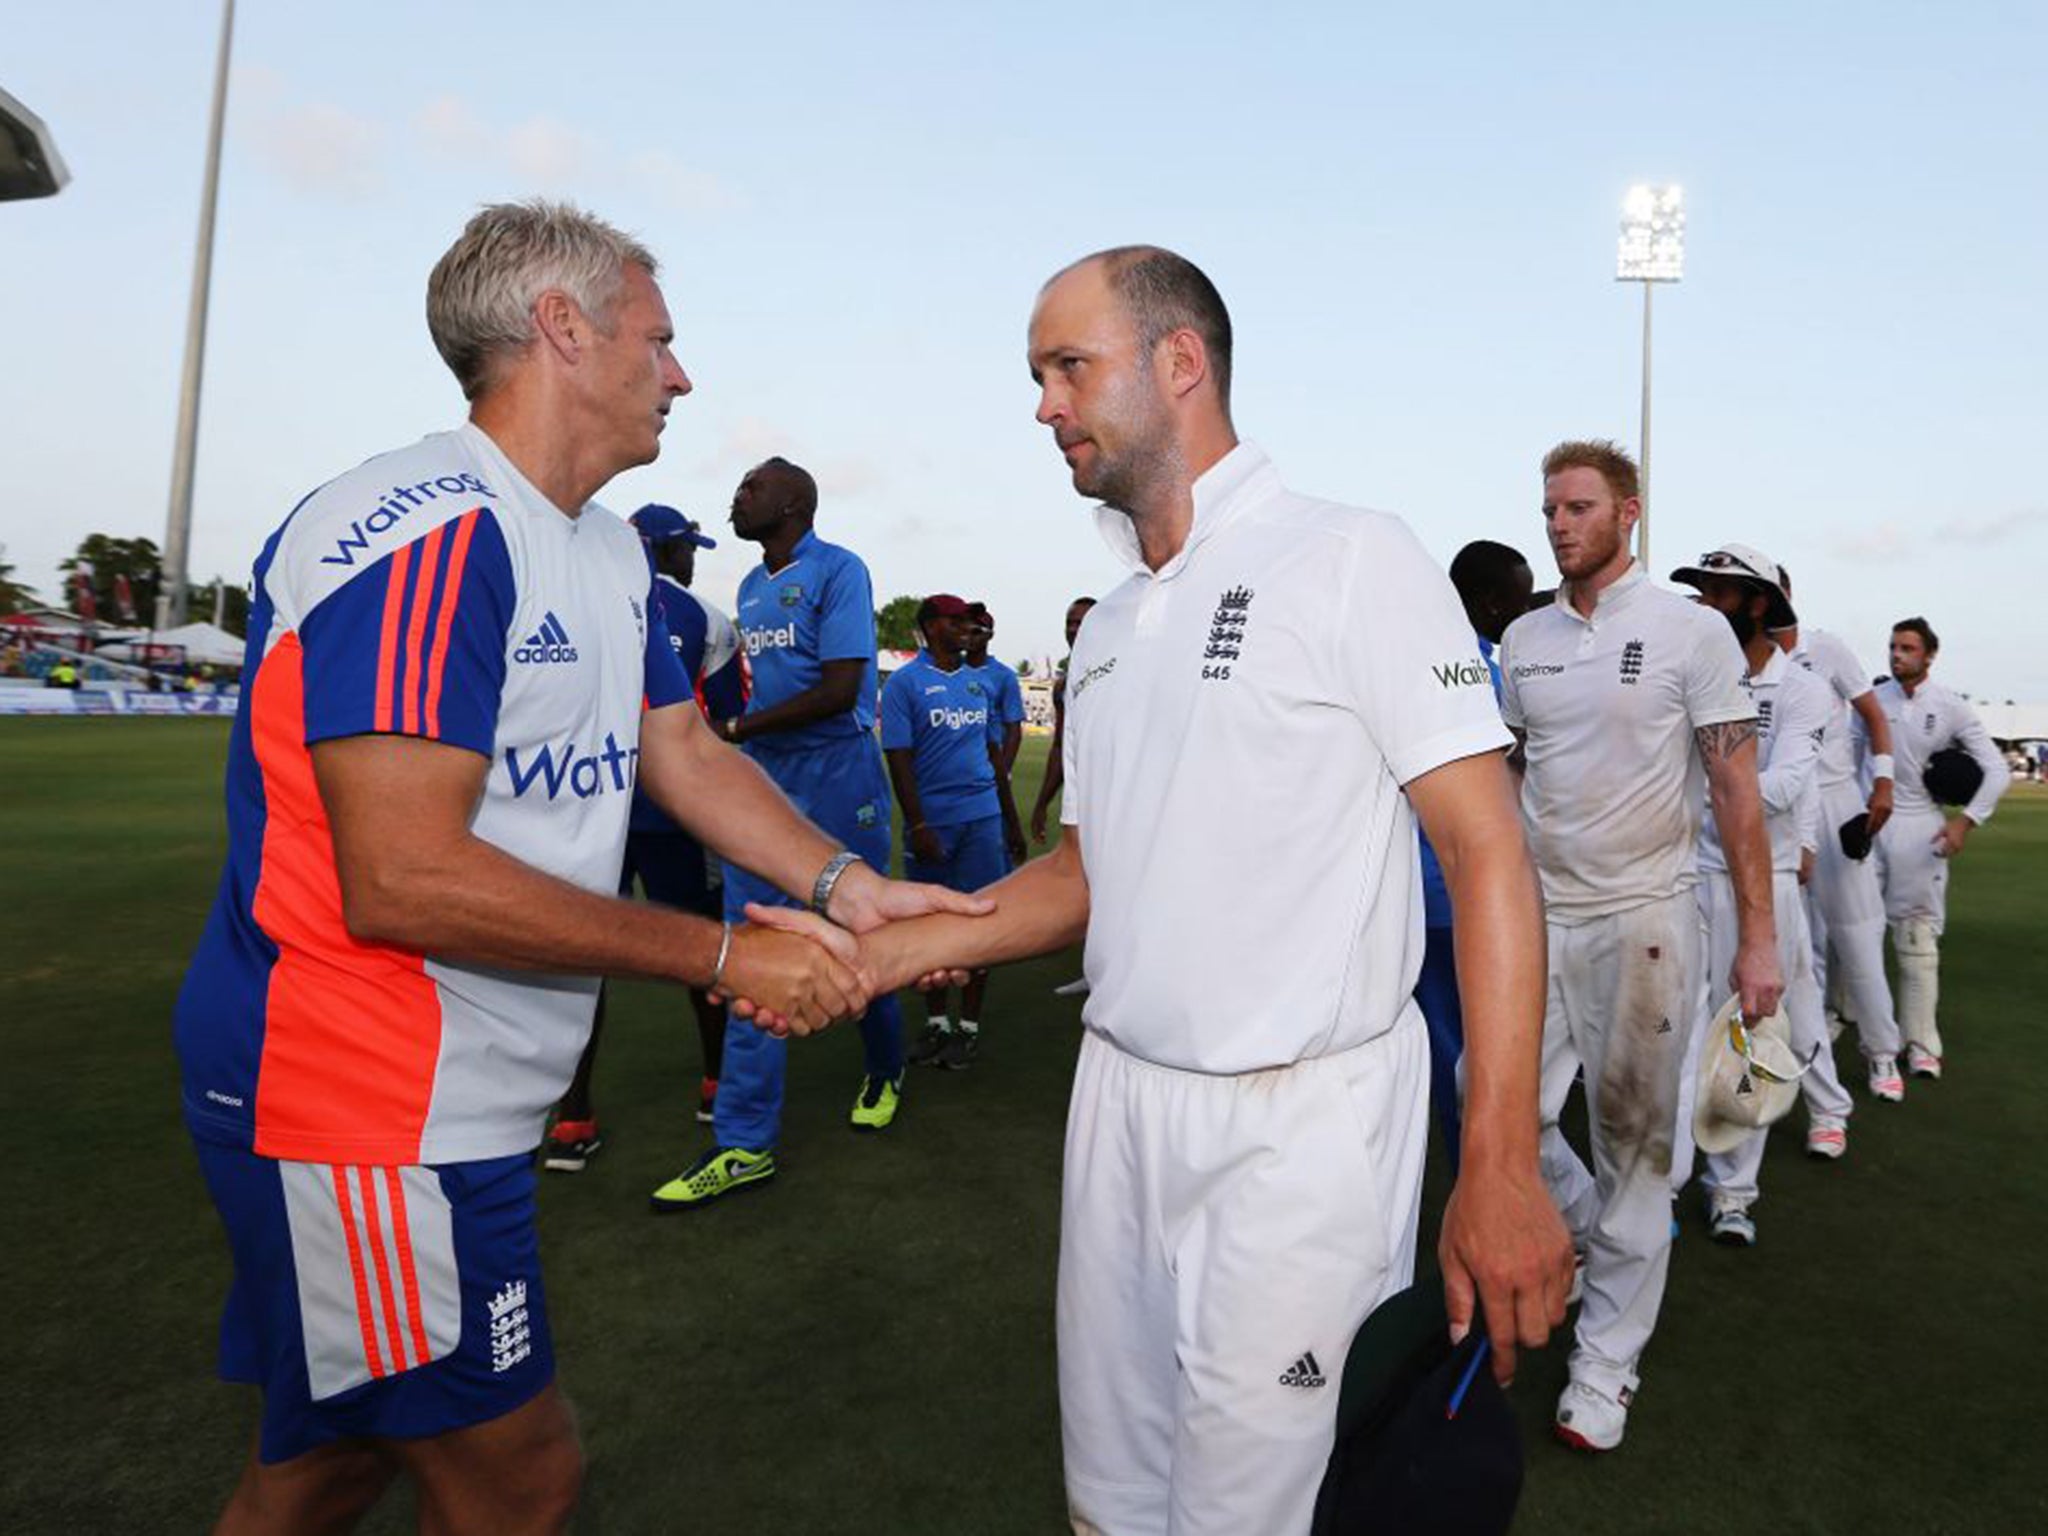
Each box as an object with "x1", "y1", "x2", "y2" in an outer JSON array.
[{"x1": 810, "y1": 850, "x2": 864, "y2": 917}]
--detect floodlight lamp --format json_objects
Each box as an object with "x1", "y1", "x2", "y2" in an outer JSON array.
[
  {"x1": 1617, "y1": 182, "x2": 1685, "y2": 283},
  {"x1": 0, "y1": 86, "x2": 69, "y2": 201}
]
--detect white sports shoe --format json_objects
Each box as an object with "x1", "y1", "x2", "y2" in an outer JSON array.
[
  {"x1": 1708, "y1": 1200, "x2": 1757, "y2": 1247},
  {"x1": 1905, "y1": 1043, "x2": 1943, "y2": 1079},
  {"x1": 1825, "y1": 1010, "x2": 1848, "y2": 1043},
  {"x1": 1867, "y1": 1056, "x2": 1905, "y2": 1102},
  {"x1": 1805, "y1": 1121, "x2": 1848, "y2": 1160},
  {"x1": 1553, "y1": 1379, "x2": 1630, "y2": 1453}
]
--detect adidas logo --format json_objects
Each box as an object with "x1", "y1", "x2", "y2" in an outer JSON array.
[
  {"x1": 514, "y1": 611, "x2": 579, "y2": 665},
  {"x1": 1278, "y1": 1351, "x2": 1326, "y2": 1390}
]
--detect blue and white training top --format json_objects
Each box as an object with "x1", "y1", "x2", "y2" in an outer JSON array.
[
  {"x1": 629, "y1": 574, "x2": 747, "y2": 835},
  {"x1": 174, "y1": 424, "x2": 694, "y2": 1167}
]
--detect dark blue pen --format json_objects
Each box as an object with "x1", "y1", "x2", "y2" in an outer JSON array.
[{"x1": 1445, "y1": 1338, "x2": 1491, "y2": 1419}]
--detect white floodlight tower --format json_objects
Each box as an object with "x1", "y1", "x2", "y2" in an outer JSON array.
[
  {"x1": 1616, "y1": 183, "x2": 1684, "y2": 570},
  {"x1": 157, "y1": 0, "x2": 236, "y2": 631}
]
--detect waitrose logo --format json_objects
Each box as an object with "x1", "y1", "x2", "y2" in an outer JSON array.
[{"x1": 1431, "y1": 657, "x2": 1491, "y2": 689}]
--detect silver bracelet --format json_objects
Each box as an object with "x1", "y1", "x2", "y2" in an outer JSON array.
[
  {"x1": 709, "y1": 920, "x2": 733, "y2": 992},
  {"x1": 810, "y1": 850, "x2": 864, "y2": 917}
]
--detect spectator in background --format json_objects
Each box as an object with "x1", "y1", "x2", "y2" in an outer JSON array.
[
  {"x1": 651, "y1": 456, "x2": 914, "y2": 1209},
  {"x1": 1030, "y1": 596, "x2": 1097, "y2": 845},
  {"x1": 964, "y1": 602, "x2": 1026, "y2": 783},
  {"x1": 885, "y1": 594, "x2": 1022, "y2": 1069},
  {"x1": 544, "y1": 505, "x2": 748, "y2": 1172}
]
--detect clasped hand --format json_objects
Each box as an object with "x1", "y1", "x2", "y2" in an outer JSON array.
[{"x1": 711, "y1": 868, "x2": 993, "y2": 1036}]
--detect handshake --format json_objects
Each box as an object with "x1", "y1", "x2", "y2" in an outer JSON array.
[{"x1": 703, "y1": 862, "x2": 993, "y2": 1037}]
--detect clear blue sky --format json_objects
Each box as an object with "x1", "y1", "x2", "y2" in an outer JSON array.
[{"x1": 5, "y1": 1, "x2": 2043, "y2": 694}]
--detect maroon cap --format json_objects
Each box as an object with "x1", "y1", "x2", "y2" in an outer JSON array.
[{"x1": 922, "y1": 593, "x2": 971, "y2": 618}]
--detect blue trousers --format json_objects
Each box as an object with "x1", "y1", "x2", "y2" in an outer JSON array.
[
  {"x1": 1414, "y1": 923, "x2": 1464, "y2": 1174},
  {"x1": 714, "y1": 734, "x2": 902, "y2": 1151}
]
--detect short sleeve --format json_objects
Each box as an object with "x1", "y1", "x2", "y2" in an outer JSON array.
[
  {"x1": 696, "y1": 603, "x2": 747, "y2": 720},
  {"x1": 815, "y1": 551, "x2": 876, "y2": 663},
  {"x1": 1683, "y1": 615, "x2": 1755, "y2": 728},
  {"x1": 642, "y1": 582, "x2": 693, "y2": 711},
  {"x1": 1813, "y1": 631, "x2": 1871, "y2": 705},
  {"x1": 297, "y1": 508, "x2": 513, "y2": 756},
  {"x1": 1337, "y1": 518, "x2": 1511, "y2": 786},
  {"x1": 660, "y1": 584, "x2": 710, "y2": 683},
  {"x1": 1000, "y1": 670, "x2": 1025, "y2": 725},
  {"x1": 879, "y1": 669, "x2": 916, "y2": 750}
]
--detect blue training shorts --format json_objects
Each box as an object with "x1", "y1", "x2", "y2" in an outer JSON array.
[
  {"x1": 622, "y1": 829, "x2": 719, "y2": 919},
  {"x1": 905, "y1": 814, "x2": 1009, "y2": 894},
  {"x1": 194, "y1": 1141, "x2": 555, "y2": 1463}
]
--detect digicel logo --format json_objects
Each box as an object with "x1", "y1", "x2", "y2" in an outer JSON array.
[
  {"x1": 744, "y1": 624, "x2": 797, "y2": 658},
  {"x1": 928, "y1": 706, "x2": 989, "y2": 730}
]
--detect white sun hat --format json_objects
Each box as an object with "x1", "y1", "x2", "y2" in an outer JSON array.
[{"x1": 1693, "y1": 994, "x2": 1816, "y2": 1155}]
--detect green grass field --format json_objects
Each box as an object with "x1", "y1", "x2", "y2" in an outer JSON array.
[{"x1": 3, "y1": 718, "x2": 2043, "y2": 1533}]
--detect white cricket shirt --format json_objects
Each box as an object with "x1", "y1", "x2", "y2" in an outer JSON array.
[
  {"x1": 1699, "y1": 645, "x2": 1832, "y2": 876},
  {"x1": 1872, "y1": 677, "x2": 2011, "y2": 824},
  {"x1": 1498, "y1": 565, "x2": 1753, "y2": 924},
  {"x1": 1791, "y1": 627, "x2": 1880, "y2": 791},
  {"x1": 1059, "y1": 444, "x2": 1509, "y2": 1074}
]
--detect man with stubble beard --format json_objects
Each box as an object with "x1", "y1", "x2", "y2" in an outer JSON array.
[
  {"x1": 786, "y1": 247, "x2": 1572, "y2": 1535},
  {"x1": 1498, "y1": 439, "x2": 1782, "y2": 1453}
]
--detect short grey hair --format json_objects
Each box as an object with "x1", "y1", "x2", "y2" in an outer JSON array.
[{"x1": 426, "y1": 200, "x2": 659, "y2": 400}]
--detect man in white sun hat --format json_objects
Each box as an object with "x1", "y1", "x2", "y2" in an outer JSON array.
[
  {"x1": 1669, "y1": 542, "x2": 1854, "y2": 1248},
  {"x1": 1499, "y1": 441, "x2": 1781, "y2": 1454}
]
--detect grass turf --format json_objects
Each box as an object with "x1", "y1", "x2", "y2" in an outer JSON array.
[{"x1": 2, "y1": 717, "x2": 2043, "y2": 1532}]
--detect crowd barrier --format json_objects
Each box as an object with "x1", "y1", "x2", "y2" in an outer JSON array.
[{"x1": 0, "y1": 685, "x2": 238, "y2": 718}]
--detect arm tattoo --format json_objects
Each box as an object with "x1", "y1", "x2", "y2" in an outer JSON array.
[{"x1": 1695, "y1": 720, "x2": 1758, "y2": 764}]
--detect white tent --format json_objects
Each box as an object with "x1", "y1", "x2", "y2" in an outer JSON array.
[
  {"x1": 1975, "y1": 702, "x2": 2048, "y2": 744},
  {"x1": 98, "y1": 621, "x2": 246, "y2": 668}
]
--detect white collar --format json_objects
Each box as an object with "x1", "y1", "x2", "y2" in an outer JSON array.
[
  {"x1": 1092, "y1": 441, "x2": 1278, "y2": 580},
  {"x1": 1556, "y1": 561, "x2": 1646, "y2": 626}
]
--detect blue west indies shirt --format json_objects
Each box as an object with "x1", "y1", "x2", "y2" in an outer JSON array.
[
  {"x1": 733, "y1": 529, "x2": 878, "y2": 751},
  {"x1": 1419, "y1": 633, "x2": 1503, "y2": 928},
  {"x1": 880, "y1": 651, "x2": 1002, "y2": 826},
  {"x1": 969, "y1": 656, "x2": 1025, "y2": 734}
]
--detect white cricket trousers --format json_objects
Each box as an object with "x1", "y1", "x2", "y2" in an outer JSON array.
[
  {"x1": 1690, "y1": 871, "x2": 1854, "y2": 1207},
  {"x1": 1806, "y1": 779, "x2": 1902, "y2": 1061},
  {"x1": 1876, "y1": 806, "x2": 1952, "y2": 1054},
  {"x1": 1059, "y1": 1015, "x2": 1428, "y2": 1536},
  {"x1": 1876, "y1": 805, "x2": 1951, "y2": 931},
  {"x1": 1535, "y1": 890, "x2": 1701, "y2": 1404}
]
